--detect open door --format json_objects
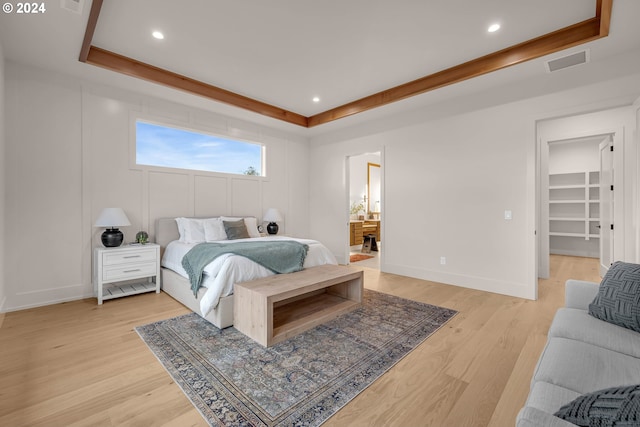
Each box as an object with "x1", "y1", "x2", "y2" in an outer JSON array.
[
  {"x1": 599, "y1": 136, "x2": 614, "y2": 276},
  {"x1": 347, "y1": 152, "x2": 382, "y2": 268}
]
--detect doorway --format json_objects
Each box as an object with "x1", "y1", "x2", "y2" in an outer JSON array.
[
  {"x1": 539, "y1": 133, "x2": 615, "y2": 279},
  {"x1": 348, "y1": 152, "x2": 381, "y2": 269}
]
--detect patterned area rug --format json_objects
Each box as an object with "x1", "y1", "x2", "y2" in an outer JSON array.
[
  {"x1": 136, "y1": 289, "x2": 457, "y2": 427},
  {"x1": 350, "y1": 254, "x2": 374, "y2": 263}
]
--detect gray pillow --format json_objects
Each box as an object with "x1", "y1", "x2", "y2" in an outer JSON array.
[
  {"x1": 223, "y1": 219, "x2": 250, "y2": 240},
  {"x1": 554, "y1": 384, "x2": 640, "y2": 426},
  {"x1": 589, "y1": 261, "x2": 640, "y2": 332}
]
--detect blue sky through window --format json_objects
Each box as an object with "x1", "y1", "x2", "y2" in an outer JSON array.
[{"x1": 136, "y1": 121, "x2": 263, "y2": 176}]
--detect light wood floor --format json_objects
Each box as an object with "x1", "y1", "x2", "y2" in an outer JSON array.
[{"x1": 0, "y1": 255, "x2": 600, "y2": 427}]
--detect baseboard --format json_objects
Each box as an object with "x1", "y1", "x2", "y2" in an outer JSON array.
[
  {"x1": 381, "y1": 263, "x2": 535, "y2": 300},
  {"x1": 0, "y1": 296, "x2": 7, "y2": 314},
  {"x1": 4, "y1": 284, "x2": 94, "y2": 312}
]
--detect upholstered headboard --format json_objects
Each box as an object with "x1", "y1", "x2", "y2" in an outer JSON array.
[{"x1": 156, "y1": 218, "x2": 181, "y2": 249}]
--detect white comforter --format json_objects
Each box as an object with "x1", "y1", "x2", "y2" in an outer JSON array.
[{"x1": 161, "y1": 236, "x2": 337, "y2": 316}]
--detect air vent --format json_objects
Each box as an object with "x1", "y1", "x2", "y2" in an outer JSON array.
[
  {"x1": 60, "y1": 0, "x2": 83, "y2": 14},
  {"x1": 545, "y1": 50, "x2": 589, "y2": 73}
]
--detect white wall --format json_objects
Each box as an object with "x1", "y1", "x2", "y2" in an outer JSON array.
[
  {"x1": 0, "y1": 41, "x2": 6, "y2": 312},
  {"x1": 309, "y1": 73, "x2": 640, "y2": 300},
  {"x1": 5, "y1": 63, "x2": 83, "y2": 310},
  {"x1": 3, "y1": 62, "x2": 310, "y2": 311}
]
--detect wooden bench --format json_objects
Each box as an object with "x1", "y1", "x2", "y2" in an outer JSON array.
[{"x1": 233, "y1": 265, "x2": 364, "y2": 347}]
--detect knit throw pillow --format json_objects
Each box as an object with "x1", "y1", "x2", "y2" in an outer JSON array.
[
  {"x1": 554, "y1": 384, "x2": 640, "y2": 427},
  {"x1": 223, "y1": 219, "x2": 250, "y2": 240},
  {"x1": 589, "y1": 261, "x2": 640, "y2": 332}
]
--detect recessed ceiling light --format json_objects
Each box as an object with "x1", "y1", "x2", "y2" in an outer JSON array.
[
  {"x1": 312, "y1": 97, "x2": 320, "y2": 103},
  {"x1": 488, "y1": 23, "x2": 500, "y2": 33},
  {"x1": 152, "y1": 31, "x2": 165, "y2": 40}
]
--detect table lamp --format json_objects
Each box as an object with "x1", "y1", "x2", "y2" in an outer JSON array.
[
  {"x1": 95, "y1": 207, "x2": 131, "y2": 247},
  {"x1": 263, "y1": 208, "x2": 283, "y2": 235}
]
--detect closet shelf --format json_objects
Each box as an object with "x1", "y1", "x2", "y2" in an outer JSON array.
[
  {"x1": 549, "y1": 185, "x2": 585, "y2": 190},
  {"x1": 549, "y1": 170, "x2": 600, "y2": 257},
  {"x1": 550, "y1": 232, "x2": 600, "y2": 239}
]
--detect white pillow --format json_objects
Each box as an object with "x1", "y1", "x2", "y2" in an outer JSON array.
[
  {"x1": 175, "y1": 217, "x2": 206, "y2": 243},
  {"x1": 175, "y1": 217, "x2": 187, "y2": 241},
  {"x1": 203, "y1": 217, "x2": 227, "y2": 241},
  {"x1": 243, "y1": 217, "x2": 261, "y2": 238},
  {"x1": 221, "y1": 216, "x2": 260, "y2": 238}
]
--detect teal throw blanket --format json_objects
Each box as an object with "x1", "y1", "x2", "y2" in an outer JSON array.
[{"x1": 181, "y1": 241, "x2": 309, "y2": 296}]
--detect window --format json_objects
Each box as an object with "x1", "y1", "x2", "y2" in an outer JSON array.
[{"x1": 135, "y1": 120, "x2": 264, "y2": 176}]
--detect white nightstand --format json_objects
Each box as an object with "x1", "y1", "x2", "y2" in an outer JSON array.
[{"x1": 93, "y1": 243, "x2": 161, "y2": 304}]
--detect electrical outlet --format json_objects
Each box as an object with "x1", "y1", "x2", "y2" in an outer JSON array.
[{"x1": 440, "y1": 256, "x2": 446, "y2": 265}]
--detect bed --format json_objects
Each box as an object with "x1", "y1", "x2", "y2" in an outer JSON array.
[{"x1": 155, "y1": 217, "x2": 338, "y2": 328}]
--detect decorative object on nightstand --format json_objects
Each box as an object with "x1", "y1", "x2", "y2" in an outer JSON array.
[
  {"x1": 136, "y1": 231, "x2": 149, "y2": 244},
  {"x1": 95, "y1": 207, "x2": 131, "y2": 247},
  {"x1": 263, "y1": 208, "x2": 283, "y2": 235},
  {"x1": 93, "y1": 243, "x2": 161, "y2": 304}
]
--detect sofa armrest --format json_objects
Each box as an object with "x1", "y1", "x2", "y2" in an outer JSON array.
[
  {"x1": 565, "y1": 279, "x2": 599, "y2": 310},
  {"x1": 517, "y1": 407, "x2": 577, "y2": 427}
]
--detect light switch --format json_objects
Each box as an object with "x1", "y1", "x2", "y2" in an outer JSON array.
[{"x1": 504, "y1": 210, "x2": 513, "y2": 220}]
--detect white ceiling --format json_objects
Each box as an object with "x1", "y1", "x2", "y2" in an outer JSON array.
[
  {"x1": 2, "y1": 0, "x2": 640, "y2": 134},
  {"x1": 91, "y1": 0, "x2": 597, "y2": 116}
]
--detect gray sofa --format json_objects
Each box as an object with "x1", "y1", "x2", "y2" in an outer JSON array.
[{"x1": 516, "y1": 276, "x2": 640, "y2": 427}]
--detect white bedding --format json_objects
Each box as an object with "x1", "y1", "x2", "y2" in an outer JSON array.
[{"x1": 161, "y1": 236, "x2": 337, "y2": 316}]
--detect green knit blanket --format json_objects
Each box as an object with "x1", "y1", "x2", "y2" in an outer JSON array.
[{"x1": 181, "y1": 241, "x2": 309, "y2": 296}]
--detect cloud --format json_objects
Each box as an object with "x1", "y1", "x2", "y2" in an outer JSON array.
[{"x1": 135, "y1": 121, "x2": 262, "y2": 175}]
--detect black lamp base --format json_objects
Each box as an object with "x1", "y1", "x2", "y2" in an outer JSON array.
[
  {"x1": 266, "y1": 222, "x2": 279, "y2": 235},
  {"x1": 101, "y1": 228, "x2": 124, "y2": 247}
]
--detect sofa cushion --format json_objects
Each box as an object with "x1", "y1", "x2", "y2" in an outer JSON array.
[
  {"x1": 526, "y1": 381, "x2": 581, "y2": 414},
  {"x1": 550, "y1": 308, "x2": 640, "y2": 358},
  {"x1": 533, "y1": 337, "x2": 640, "y2": 394},
  {"x1": 589, "y1": 261, "x2": 640, "y2": 332},
  {"x1": 554, "y1": 384, "x2": 640, "y2": 426}
]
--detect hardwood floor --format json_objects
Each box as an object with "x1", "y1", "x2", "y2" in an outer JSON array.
[{"x1": 0, "y1": 255, "x2": 600, "y2": 427}]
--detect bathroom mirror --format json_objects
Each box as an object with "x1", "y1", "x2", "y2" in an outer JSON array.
[{"x1": 367, "y1": 162, "x2": 380, "y2": 216}]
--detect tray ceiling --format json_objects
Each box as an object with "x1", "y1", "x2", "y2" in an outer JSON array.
[{"x1": 81, "y1": 0, "x2": 610, "y2": 127}]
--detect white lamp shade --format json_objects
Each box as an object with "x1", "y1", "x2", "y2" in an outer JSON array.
[
  {"x1": 263, "y1": 208, "x2": 283, "y2": 222},
  {"x1": 95, "y1": 208, "x2": 131, "y2": 228}
]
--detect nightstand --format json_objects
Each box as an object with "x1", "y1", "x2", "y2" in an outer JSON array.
[{"x1": 93, "y1": 243, "x2": 161, "y2": 304}]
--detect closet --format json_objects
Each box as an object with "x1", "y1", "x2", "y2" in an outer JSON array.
[{"x1": 548, "y1": 139, "x2": 601, "y2": 258}]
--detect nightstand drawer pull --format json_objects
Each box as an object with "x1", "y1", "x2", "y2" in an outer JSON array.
[
  {"x1": 103, "y1": 249, "x2": 156, "y2": 265},
  {"x1": 103, "y1": 262, "x2": 157, "y2": 281}
]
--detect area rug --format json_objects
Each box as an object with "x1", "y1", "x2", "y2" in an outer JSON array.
[
  {"x1": 350, "y1": 253, "x2": 374, "y2": 263},
  {"x1": 136, "y1": 289, "x2": 457, "y2": 427}
]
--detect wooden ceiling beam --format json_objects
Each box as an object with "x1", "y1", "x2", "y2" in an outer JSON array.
[
  {"x1": 596, "y1": 0, "x2": 613, "y2": 36},
  {"x1": 308, "y1": 16, "x2": 605, "y2": 127},
  {"x1": 78, "y1": 0, "x2": 102, "y2": 62},
  {"x1": 85, "y1": 47, "x2": 309, "y2": 127},
  {"x1": 79, "y1": 1, "x2": 613, "y2": 128}
]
